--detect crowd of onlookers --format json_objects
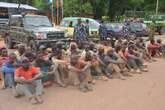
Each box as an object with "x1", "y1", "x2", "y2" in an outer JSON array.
[{"x1": 0, "y1": 18, "x2": 165, "y2": 105}]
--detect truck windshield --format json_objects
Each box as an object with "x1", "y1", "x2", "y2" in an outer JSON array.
[
  {"x1": 130, "y1": 23, "x2": 143, "y2": 30},
  {"x1": 24, "y1": 16, "x2": 52, "y2": 27}
]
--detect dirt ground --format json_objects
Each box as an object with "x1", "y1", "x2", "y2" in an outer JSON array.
[
  {"x1": 0, "y1": 59, "x2": 165, "y2": 110},
  {"x1": 0, "y1": 39, "x2": 165, "y2": 110}
]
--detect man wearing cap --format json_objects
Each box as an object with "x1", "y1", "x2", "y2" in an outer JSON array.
[{"x1": 14, "y1": 58, "x2": 44, "y2": 105}]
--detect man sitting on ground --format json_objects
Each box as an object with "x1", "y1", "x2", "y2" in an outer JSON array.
[
  {"x1": 14, "y1": 44, "x2": 26, "y2": 61},
  {"x1": 156, "y1": 39, "x2": 165, "y2": 57},
  {"x1": 127, "y1": 45, "x2": 148, "y2": 73},
  {"x1": 23, "y1": 47, "x2": 37, "y2": 62},
  {"x1": 14, "y1": 58, "x2": 44, "y2": 105},
  {"x1": 51, "y1": 42, "x2": 68, "y2": 87},
  {"x1": 33, "y1": 53, "x2": 54, "y2": 87},
  {"x1": 147, "y1": 39, "x2": 161, "y2": 57},
  {"x1": 2, "y1": 53, "x2": 20, "y2": 89},
  {"x1": 0, "y1": 48, "x2": 9, "y2": 88},
  {"x1": 104, "y1": 48, "x2": 125, "y2": 80},
  {"x1": 68, "y1": 54, "x2": 93, "y2": 92}
]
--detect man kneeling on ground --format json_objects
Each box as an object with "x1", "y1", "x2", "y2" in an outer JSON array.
[{"x1": 14, "y1": 58, "x2": 44, "y2": 105}]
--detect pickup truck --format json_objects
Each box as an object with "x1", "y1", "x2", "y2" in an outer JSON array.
[{"x1": 0, "y1": 14, "x2": 68, "y2": 49}]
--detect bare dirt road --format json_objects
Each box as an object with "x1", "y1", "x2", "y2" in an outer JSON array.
[{"x1": 0, "y1": 40, "x2": 165, "y2": 110}]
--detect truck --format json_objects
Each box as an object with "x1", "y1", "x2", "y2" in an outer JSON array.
[
  {"x1": 0, "y1": 2, "x2": 69, "y2": 50},
  {"x1": 0, "y1": 13, "x2": 68, "y2": 49}
]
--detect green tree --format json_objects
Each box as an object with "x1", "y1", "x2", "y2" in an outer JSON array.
[
  {"x1": 31, "y1": 0, "x2": 50, "y2": 9},
  {"x1": 108, "y1": 0, "x2": 129, "y2": 20},
  {"x1": 63, "y1": 0, "x2": 93, "y2": 17},
  {"x1": 89, "y1": 0, "x2": 108, "y2": 19},
  {"x1": 1, "y1": 0, "x2": 165, "y2": 20}
]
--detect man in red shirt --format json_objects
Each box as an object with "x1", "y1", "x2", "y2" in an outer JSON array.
[
  {"x1": 147, "y1": 39, "x2": 161, "y2": 57},
  {"x1": 14, "y1": 58, "x2": 43, "y2": 105}
]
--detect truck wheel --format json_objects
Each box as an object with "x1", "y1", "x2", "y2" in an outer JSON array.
[{"x1": 5, "y1": 36, "x2": 14, "y2": 49}]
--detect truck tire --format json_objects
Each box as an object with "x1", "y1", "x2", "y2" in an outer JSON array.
[{"x1": 5, "y1": 36, "x2": 14, "y2": 49}]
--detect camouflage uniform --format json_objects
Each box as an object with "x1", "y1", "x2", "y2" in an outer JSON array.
[
  {"x1": 99, "y1": 24, "x2": 107, "y2": 40},
  {"x1": 74, "y1": 24, "x2": 87, "y2": 44}
]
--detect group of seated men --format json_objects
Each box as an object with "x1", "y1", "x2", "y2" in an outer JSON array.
[{"x1": 0, "y1": 37, "x2": 164, "y2": 105}]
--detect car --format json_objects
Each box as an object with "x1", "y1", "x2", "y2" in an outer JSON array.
[
  {"x1": 104, "y1": 23, "x2": 124, "y2": 38},
  {"x1": 128, "y1": 22, "x2": 149, "y2": 37},
  {"x1": 60, "y1": 17, "x2": 100, "y2": 38},
  {"x1": 2, "y1": 14, "x2": 68, "y2": 49}
]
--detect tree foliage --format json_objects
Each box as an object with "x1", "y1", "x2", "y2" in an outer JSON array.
[
  {"x1": 1, "y1": 0, "x2": 165, "y2": 19},
  {"x1": 63, "y1": 0, "x2": 93, "y2": 17}
]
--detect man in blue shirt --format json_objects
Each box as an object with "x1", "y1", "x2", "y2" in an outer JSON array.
[{"x1": 2, "y1": 53, "x2": 21, "y2": 88}]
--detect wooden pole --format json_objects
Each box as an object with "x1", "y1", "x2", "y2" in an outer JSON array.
[
  {"x1": 60, "y1": 0, "x2": 63, "y2": 19},
  {"x1": 61, "y1": 0, "x2": 63, "y2": 19},
  {"x1": 156, "y1": 0, "x2": 159, "y2": 15},
  {"x1": 51, "y1": 0, "x2": 54, "y2": 25},
  {"x1": 56, "y1": 0, "x2": 59, "y2": 25}
]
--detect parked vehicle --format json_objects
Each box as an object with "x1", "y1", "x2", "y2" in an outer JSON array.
[
  {"x1": 104, "y1": 23, "x2": 124, "y2": 38},
  {"x1": 0, "y1": 2, "x2": 38, "y2": 38},
  {"x1": 1, "y1": 14, "x2": 68, "y2": 49},
  {"x1": 128, "y1": 23, "x2": 149, "y2": 37},
  {"x1": 60, "y1": 17, "x2": 100, "y2": 38}
]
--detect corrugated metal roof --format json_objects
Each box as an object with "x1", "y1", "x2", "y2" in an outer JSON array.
[{"x1": 0, "y1": 2, "x2": 38, "y2": 10}]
